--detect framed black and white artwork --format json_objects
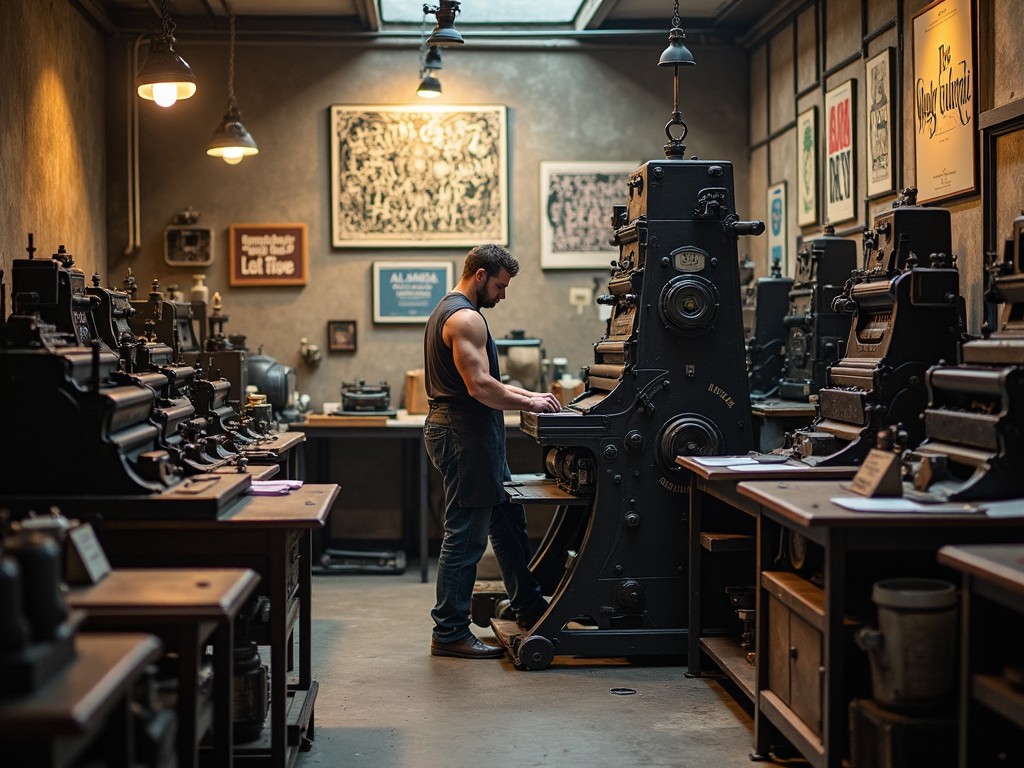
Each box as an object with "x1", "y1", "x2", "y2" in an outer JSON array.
[
  {"x1": 539, "y1": 161, "x2": 636, "y2": 269},
  {"x1": 330, "y1": 105, "x2": 508, "y2": 248}
]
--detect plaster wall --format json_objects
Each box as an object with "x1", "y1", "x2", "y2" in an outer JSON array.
[
  {"x1": 103, "y1": 38, "x2": 750, "y2": 411},
  {"x1": 0, "y1": 0, "x2": 107, "y2": 291}
]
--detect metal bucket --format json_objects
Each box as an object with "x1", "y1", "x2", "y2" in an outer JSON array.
[{"x1": 855, "y1": 578, "x2": 958, "y2": 712}]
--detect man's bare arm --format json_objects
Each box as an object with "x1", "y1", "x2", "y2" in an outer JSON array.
[{"x1": 445, "y1": 310, "x2": 560, "y2": 413}]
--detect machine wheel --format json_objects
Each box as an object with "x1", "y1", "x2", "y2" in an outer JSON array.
[{"x1": 518, "y1": 635, "x2": 554, "y2": 670}]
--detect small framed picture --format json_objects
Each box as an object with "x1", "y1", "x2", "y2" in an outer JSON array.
[
  {"x1": 328, "y1": 320, "x2": 357, "y2": 352},
  {"x1": 164, "y1": 226, "x2": 214, "y2": 267},
  {"x1": 866, "y1": 47, "x2": 896, "y2": 198},
  {"x1": 796, "y1": 107, "x2": 818, "y2": 226},
  {"x1": 767, "y1": 182, "x2": 788, "y2": 274}
]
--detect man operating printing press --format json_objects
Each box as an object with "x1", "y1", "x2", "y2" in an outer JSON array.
[{"x1": 423, "y1": 244, "x2": 561, "y2": 659}]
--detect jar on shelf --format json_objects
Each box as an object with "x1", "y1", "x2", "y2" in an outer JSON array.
[{"x1": 190, "y1": 273, "x2": 209, "y2": 304}]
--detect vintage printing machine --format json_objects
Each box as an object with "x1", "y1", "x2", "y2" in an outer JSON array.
[
  {"x1": 84, "y1": 273, "x2": 229, "y2": 472},
  {"x1": 15, "y1": 241, "x2": 248, "y2": 474},
  {"x1": 0, "y1": 315, "x2": 249, "y2": 517},
  {"x1": 483, "y1": 152, "x2": 764, "y2": 669},
  {"x1": 124, "y1": 273, "x2": 276, "y2": 450},
  {"x1": 784, "y1": 189, "x2": 965, "y2": 466},
  {"x1": 1, "y1": 244, "x2": 250, "y2": 517},
  {"x1": 908, "y1": 213, "x2": 1024, "y2": 500},
  {"x1": 746, "y1": 259, "x2": 792, "y2": 400},
  {"x1": 777, "y1": 225, "x2": 858, "y2": 401}
]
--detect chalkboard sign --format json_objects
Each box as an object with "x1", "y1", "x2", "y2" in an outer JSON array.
[
  {"x1": 229, "y1": 223, "x2": 308, "y2": 286},
  {"x1": 372, "y1": 261, "x2": 453, "y2": 323}
]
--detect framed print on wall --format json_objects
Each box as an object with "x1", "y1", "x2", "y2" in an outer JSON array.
[
  {"x1": 327, "y1": 320, "x2": 357, "y2": 352},
  {"x1": 539, "y1": 161, "x2": 637, "y2": 269},
  {"x1": 825, "y1": 79, "x2": 857, "y2": 225},
  {"x1": 330, "y1": 105, "x2": 508, "y2": 248},
  {"x1": 866, "y1": 47, "x2": 896, "y2": 198},
  {"x1": 372, "y1": 261, "x2": 453, "y2": 324},
  {"x1": 796, "y1": 108, "x2": 818, "y2": 226},
  {"x1": 913, "y1": 0, "x2": 977, "y2": 204},
  {"x1": 767, "y1": 182, "x2": 788, "y2": 274}
]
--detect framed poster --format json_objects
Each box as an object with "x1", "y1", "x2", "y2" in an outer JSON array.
[
  {"x1": 330, "y1": 105, "x2": 508, "y2": 248},
  {"x1": 539, "y1": 161, "x2": 637, "y2": 269},
  {"x1": 373, "y1": 261, "x2": 453, "y2": 324},
  {"x1": 229, "y1": 223, "x2": 307, "y2": 287},
  {"x1": 796, "y1": 108, "x2": 818, "y2": 226},
  {"x1": 866, "y1": 48, "x2": 896, "y2": 198},
  {"x1": 767, "y1": 182, "x2": 788, "y2": 274},
  {"x1": 913, "y1": 0, "x2": 977, "y2": 204},
  {"x1": 327, "y1": 320, "x2": 357, "y2": 352},
  {"x1": 825, "y1": 79, "x2": 857, "y2": 225}
]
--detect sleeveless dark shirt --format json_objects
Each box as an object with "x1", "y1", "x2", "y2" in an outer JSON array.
[
  {"x1": 424, "y1": 292, "x2": 501, "y2": 405},
  {"x1": 423, "y1": 291, "x2": 506, "y2": 506}
]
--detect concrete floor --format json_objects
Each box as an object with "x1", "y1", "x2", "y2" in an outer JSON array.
[{"x1": 300, "y1": 565, "x2": 793, "y2": 768}]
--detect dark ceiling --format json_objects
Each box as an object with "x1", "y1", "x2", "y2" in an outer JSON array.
[{"x1": 83, "y1": 0, "x2": 779, "y2": 40}]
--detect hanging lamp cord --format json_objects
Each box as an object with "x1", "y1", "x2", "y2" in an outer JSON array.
[
  {"x1": 159, "y1": 0, "x2": 175, "y2": 37},
  {"x1": 220, "y1": 0, "x2": 237, "y2": 110}
]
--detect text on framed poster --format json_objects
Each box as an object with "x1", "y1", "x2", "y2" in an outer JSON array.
[
  {"x1": 373, "y1": 261, "x2": 453, "y2": 324},
  {"x1": 825, "y1": 79, "x2": 857, "y2": 225},
  {"x1": 230, "y1": 223, "x2": 308, "y2": 286},
  {"x1": 913, "y1": 0, "x2": 976, "y2": 204}
]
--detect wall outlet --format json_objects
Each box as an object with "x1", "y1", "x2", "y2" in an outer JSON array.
[{"x1": 569, "y1": 287, "x2": 591, "y2": 306}]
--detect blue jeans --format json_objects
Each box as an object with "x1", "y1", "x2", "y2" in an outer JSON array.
[{"x1": 424, "y1": 403, "x2": 545, "y2": 643}]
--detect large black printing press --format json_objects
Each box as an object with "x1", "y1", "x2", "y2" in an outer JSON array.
[{"x1": 479, "y1": 139, "x2": 766, "y2": 669}]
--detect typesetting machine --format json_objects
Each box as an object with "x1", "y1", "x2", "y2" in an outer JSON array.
[
  {"x1": 908, "y1": 213, "x2": 1024, "y2": 500},
  {"x1": 0, "y1": 236, "x2": 266, "y2": 516},
  {"x1": 745, "y1": 259, "x2": 792, "y2": 400},
  {"x1": 482, "y1": 149, "x2": 764, "y2": 669},
  {"x1": 781, "y1": 189, "x2": 966, "y2": 466},
  {"x1": 777, "y1": 225, "x2": 857, "y2": 402}
]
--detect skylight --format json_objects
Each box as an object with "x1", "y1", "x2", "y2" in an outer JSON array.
[{"x1": 379, "y1": 0, "x2": 588, "y2": 25}]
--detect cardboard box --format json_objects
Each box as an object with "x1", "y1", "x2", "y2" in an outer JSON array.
[
  {"x1": 405, "y1": 369, "x2": 429, "y2": 414},
  {"x1": 552, "y1": 377, "x2": 584, "y2": 407}
]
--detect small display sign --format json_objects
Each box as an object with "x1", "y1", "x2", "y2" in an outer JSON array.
[
  {"x1": 229, "y1": 223, "x2": 308, "y2": 286},
  {"x1": 372, "y1": 261, "x2": 453, "y2": 324}
]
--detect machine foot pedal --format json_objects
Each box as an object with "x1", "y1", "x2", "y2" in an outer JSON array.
[{"x1": 490, "y1": 618, "x2": 555, "y2": 670}]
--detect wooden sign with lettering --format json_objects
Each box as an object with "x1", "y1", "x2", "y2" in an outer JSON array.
[
  {"x1": 229, "y1": 223, "x2": 308, "y2": 286},
  {"x1": 849, "y1": 448, "x2": 903, "y2": 498}
]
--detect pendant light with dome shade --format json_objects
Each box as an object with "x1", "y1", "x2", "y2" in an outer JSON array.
[
  {"x1": 657, "y1": 0, "x2": 696, "y2": 160},
  {"x1": 416, "y1": 17, "x2": 444, "y2": 100},
  {"x1": 206, "y1": 0, "x2": 259, "y2": 165},
  {"x1": 424, "y1": 1, "x2": 464, "y2": 47},
  {"x1": 135, "y1": 0, "x2": 196, "y2": 107}
]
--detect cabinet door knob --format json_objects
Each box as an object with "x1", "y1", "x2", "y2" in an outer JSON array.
[{"x1": 789, "y1": 646, "x2": 798, "y2": 660}]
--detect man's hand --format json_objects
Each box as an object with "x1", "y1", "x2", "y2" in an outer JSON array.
[{"x1": 524, "y1": 392, "x2": 562, "y2": 413}]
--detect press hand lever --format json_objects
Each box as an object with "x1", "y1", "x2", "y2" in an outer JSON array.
[
  {"x1": 722, "y1": 214, "x2": 765, "y2": 236},
  {"x1": 596, "y1": 294, "x2": 617, "y2": 305}
]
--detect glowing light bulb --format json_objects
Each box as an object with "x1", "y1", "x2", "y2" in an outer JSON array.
[
  {"x1": 221, "y1": 148, "x2": 244, "y2": 165},
  {"x1": 152, "y1": 82, "x2": 179, "y2": 108}
]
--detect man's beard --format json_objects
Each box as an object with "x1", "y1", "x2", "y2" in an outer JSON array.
[{"x1": 476, "y1": 284, "x2": 497, "y2": 309}]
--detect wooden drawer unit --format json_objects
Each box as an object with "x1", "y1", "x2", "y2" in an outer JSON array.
[{"x1": 764, "y1": 570, "x2": 825, "y2": 735}]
